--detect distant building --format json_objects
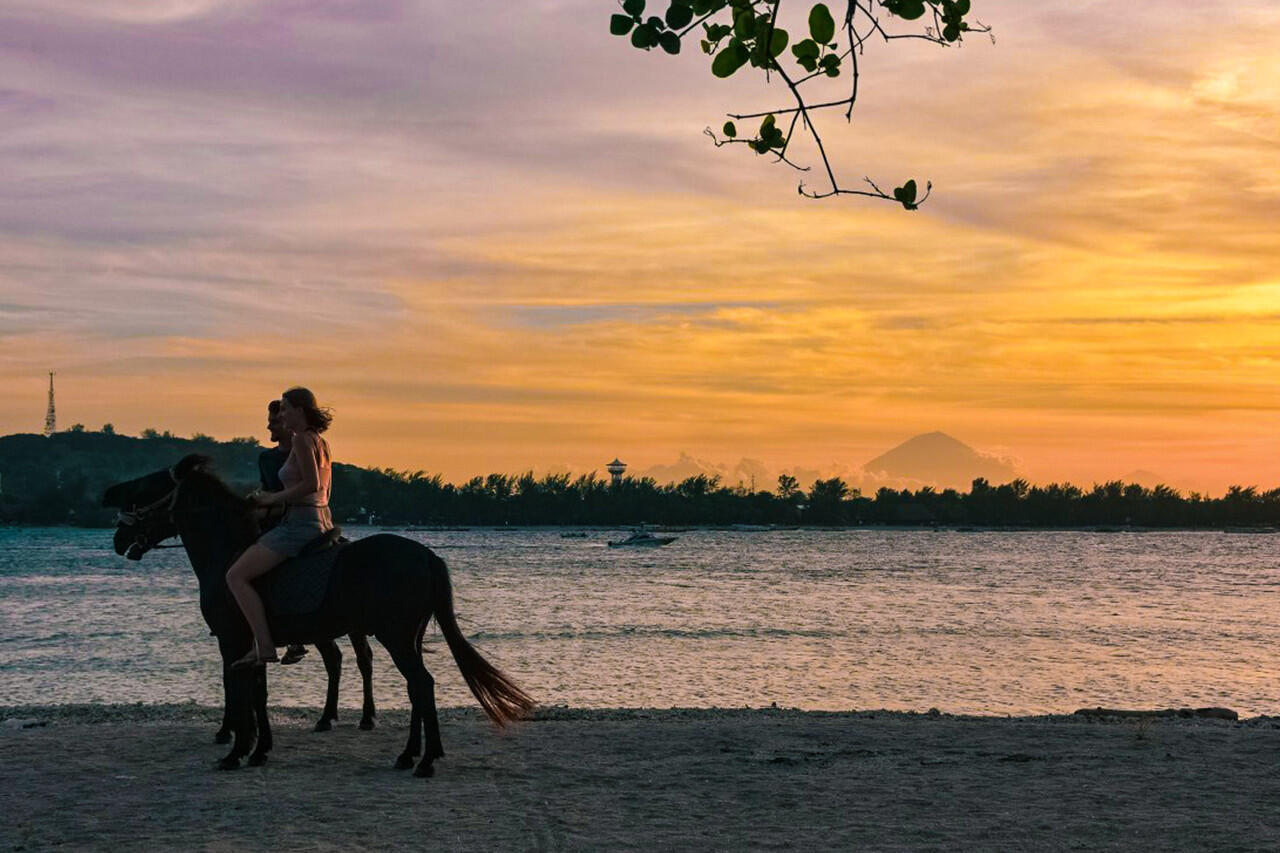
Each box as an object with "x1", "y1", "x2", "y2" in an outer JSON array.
[
  {"x1": 43, "y1": 372, "x2": 56, "y2": 436},
  {"x1": 606, "y1": 458, "x2": 627, "y2": 486}
]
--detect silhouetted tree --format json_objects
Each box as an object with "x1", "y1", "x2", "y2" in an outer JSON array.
[{"x1": 609, "y1": 0, "x2": 991, "y2": 203}]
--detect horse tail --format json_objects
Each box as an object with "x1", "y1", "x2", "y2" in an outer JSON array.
[{"x1": 427, "y1": 550, "x2": 535, "y2": 727}]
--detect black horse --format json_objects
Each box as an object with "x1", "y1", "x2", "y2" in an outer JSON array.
[{"x1": 103, "y1": 454, "x2": 535, "y2": 777}]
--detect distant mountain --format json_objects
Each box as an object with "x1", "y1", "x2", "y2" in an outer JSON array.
[{"x1": 862, "y1": 431, "x2": 1017, "y2": 490}]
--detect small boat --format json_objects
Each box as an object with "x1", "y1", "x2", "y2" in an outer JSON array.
[{"x1": 607, "y1": 531, "x2": 677, "y2": 548}]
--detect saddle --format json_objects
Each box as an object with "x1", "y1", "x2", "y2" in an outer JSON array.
[{"x1": 257, "y1": 527, "x2": 347, "y2": 617}]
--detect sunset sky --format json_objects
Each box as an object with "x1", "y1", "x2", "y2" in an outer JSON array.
[{"x1": 2, "y1": 0, "x2": 1279, "y2": 492}]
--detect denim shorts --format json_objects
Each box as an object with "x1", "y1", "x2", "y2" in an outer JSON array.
[{"x1": 258, "y1": 504, "x2": 333, "y2": 557}]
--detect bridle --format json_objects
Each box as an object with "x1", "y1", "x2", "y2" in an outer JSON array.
[{"x1": 116, "y1": 468, "x2": 187, "y2": 556}]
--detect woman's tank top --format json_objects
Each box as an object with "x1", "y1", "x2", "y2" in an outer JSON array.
[{"x1": 278, "y1": 432, "x2": 331, "y2": 507}]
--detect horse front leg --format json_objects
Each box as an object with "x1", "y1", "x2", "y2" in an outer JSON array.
[
  {"x1": 214, "y1": 659, "x2": 233, "y2": 744},
  {"x1": 216, "y1": 649, "x2": 258, "y2": 771},
  {"x1": 248, "y1": 666, "x2": 272, "y2": 766},
  {"x1": 314, "y1": 639, "x2": 342, "y2": 732},
  {"x1": 350, "y1": 633, "x2": 376, "y2": 730}
]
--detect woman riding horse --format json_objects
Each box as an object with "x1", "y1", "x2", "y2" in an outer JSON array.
[{"x1": 226, "y1": 387, "x2": 334, "y2": 669}]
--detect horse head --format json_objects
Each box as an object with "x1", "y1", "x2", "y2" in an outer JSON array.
[{"x1": 102, "y1": 454, "x2": 212, "y2": 559}]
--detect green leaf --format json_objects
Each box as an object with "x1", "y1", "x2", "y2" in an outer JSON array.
[
  {"x1": 659, "y1": 30, "x2": 681, "y2": 53},
  {"x1": 808, "y1": 4, "x2": 835, "y2": 44},
  {"x1": 711, "y1": 40, "x2": 749, "y2": 77},
  {"x1": 631, "y1": 23, "x2": 658, "y2": 48},
  {"x1": 622, "y1": 0, "x2": 645, "y2": 17},
  {"x1": 792, "y1": 38, "x2": 819, "y2": 59},
  {"x1": 733, "y1": 9, "x2": 752, "y2": 39},
  {"x1": 954, "y1": 0, "x2": 970, "y2": 15},
  {"x1": 665, "y1": 2, "x2": 693, "y2": 28},
  {"x1": 942, "y1": 22, "x2": 959, "y2": 41},
  {"x1": 883, "y1": 0, "x2": 925, "y2": 20},
  {"x1": 610, "y1": 14, "x2": 635, "y2": 35},
  {"x1": 646, "y1": 15, "x2": 665, "y2": 29},
  {"x1": 892, "y1": 179, "x2": 919, "y2": 209},
  {"x1": 767, "y1": 26, "x2": 789, "y2": 57},
  {"x1": 723, "y1": 121, "x2": 737, "y2": 138},
  {"x1": 761, "y1": 113, "x2": 776, "y2": 131}
]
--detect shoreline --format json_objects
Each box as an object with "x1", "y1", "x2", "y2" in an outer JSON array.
[{"x1": 1, "y1": 702, "x2": 1271, "y2": 725}]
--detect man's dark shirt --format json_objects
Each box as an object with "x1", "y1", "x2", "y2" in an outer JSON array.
[
  {"x1": 257, "y1": 446, "x2": 289, "y2": 533},
  {"x1": 258, "y1": 446, "x2": 289, "y2": 493}
]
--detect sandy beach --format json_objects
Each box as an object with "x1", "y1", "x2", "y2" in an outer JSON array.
[{"x1": 3, "y1": 705, "x2": 1280, "y2": 852}]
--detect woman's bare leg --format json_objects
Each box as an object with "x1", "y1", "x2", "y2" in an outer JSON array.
[{"x1": 226, "y1": 543, "x2": 285, "y2": 663}]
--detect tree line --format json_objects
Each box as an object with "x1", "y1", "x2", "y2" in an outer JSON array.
[
  {"x1": 3, "y1": 429, "x2": 1279, "y2": 529},
  {"x1": 339, "y1": 468, "x2": 1280, "y2": 529}
]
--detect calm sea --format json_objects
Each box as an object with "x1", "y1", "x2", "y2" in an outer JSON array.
[{"x1": 2, "y1": 526, "x2": 1279, "y2": 716}]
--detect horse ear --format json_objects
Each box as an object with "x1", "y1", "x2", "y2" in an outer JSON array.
[{"x1": 174, "y1": 454, "x2": 210, "y2": 481}]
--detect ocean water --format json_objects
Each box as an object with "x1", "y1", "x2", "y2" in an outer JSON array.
[{"x1": 3, "y1": 526, "x2": 1280, "y2": 716}]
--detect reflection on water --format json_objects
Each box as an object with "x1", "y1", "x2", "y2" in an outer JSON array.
[{"x1": 2, "y1": 526, "x2": 1279, "y2": 715}]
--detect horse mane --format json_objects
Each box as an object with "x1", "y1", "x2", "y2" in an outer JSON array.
[{"x1": 175, "y1": 454, "x2": 257, "y2": 523}]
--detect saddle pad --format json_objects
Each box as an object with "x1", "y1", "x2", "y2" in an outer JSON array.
[{"x1": 259, "y1": 544, "x2": 345, "y2": 617}]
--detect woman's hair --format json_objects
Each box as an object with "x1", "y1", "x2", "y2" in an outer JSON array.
[{"x1": 281, "y1": 386, "x2": 334, "y2": 433}]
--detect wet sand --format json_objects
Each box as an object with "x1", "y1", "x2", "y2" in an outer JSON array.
[{"x1": 3, "y1": 704, "x2": 1280, "y2": 852}]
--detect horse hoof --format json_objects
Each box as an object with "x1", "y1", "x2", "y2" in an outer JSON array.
[
  {"x1": 217, "y1": 756, "x2": 241, "y2": 771},
  {"x1": 394, "y1": 754, "x2": 415, "y2": 770},
  {"x1": 213, "y1": 730, "x2": 232, "y2": 745},
  {"x1": 359, "y1": 718, "x2": 375, "y2": 731},
  {"x1": 414, "y1": 760, "x2": 435, "y2": 778},
  {"x1": 313, "y1": 719, "x2": 333, "y2": 733},
  {"x1": 248, "y1": 752, "x2": 268, "y2": 767}
]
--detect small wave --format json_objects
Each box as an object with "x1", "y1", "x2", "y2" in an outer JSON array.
[{"x1": 466, "y1": 626, "x2": 835, "y2": 642}]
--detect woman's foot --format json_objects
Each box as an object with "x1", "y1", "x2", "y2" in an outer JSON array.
[
  {"x1": 230, "y1": 643, "x2": 279, "y2": 670},
  {"x1": 281, "y1": 644, "x2": 309, "y2": 665}
]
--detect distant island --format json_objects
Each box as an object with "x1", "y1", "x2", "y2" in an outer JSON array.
[{"x1": 2, "y1": 429, "x2": 1278, "y2": 529}]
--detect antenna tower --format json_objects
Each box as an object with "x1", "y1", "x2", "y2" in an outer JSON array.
[{"x1": 43, "y1": 371, "x2": 56, "y2": 436}]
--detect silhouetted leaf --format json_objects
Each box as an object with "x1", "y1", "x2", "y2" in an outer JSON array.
[
  {"x1": 792, "y1": 38, "x2": 819, "y2": 58},
  {"x1": 723, "y1": 121, "x2": 737, "y2": 138},
  {"x1": 883, "y1": 0, "x2": 926, "y2": 20},
  {"x1": 622, "y1": 0, "x2": 645, "y2": 17},
  {"x1": 767, "y1": 27, "x2": 789, "y2": 57},
  {"x1": 711, "y1": 40, "x2": 749, "y2": 77},
  {"x1": 808, "y1": 4, "x2": 835, "y2": 44},
  {"x1": 659, "y1": 30, "x2": 681, "y2": 53},
  {"x1": 631, "y1": 22, "x2": 659, "y2": 48},
  {"x1": 892, "y1": 179, "x2": 918, "y2": 209},
  {"x1": 610, "y1": 14, "x2": 635, "y2": 35},
  {"x1": 665, "y1": 2, "x2": 694, "y2": 29}
]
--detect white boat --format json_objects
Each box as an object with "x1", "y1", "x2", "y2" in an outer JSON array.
[{"x1": 607, "y1": 531, "x2": 677, "y2": 548}]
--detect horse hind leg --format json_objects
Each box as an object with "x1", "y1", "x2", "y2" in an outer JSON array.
[
  {"x1": 314, "y1": 639, "x2": 343, "y2": 732},
  {"x1": 394, "y1": 708, "x2": 421, "y2": 770},
  {"x1": 350, "y1": 633, "x2": 376, "y2": 730},
  {"x1": 382, "y1": 636, "x2": 442, "y2": 778}
]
